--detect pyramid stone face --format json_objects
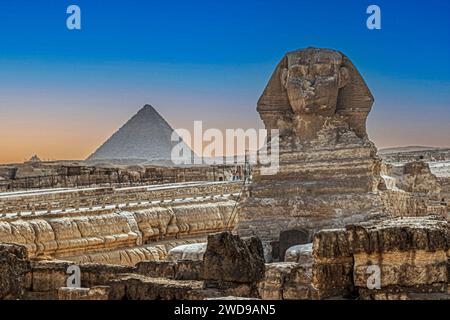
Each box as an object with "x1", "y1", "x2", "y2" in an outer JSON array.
[{"x1": 87, "y1": 105, "x2": 188, "y2": 162}]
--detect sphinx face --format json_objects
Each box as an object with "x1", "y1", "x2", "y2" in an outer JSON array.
[{"x1": 282, "y1": 50, "x2": 349, "y2": 116}]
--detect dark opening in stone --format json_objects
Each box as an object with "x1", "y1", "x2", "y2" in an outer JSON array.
[{"x1": 279, "y1": 229, "x2": 309, "y2": 261}]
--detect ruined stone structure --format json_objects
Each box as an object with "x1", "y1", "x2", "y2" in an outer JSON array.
[
  {"x1": 0, "y1": 181, "x2": 240, "y2": 214},
  {"x1": 238, "y1": 48, "x2": 384, "y2": 241},
  {"x1": 380, "y1": 147, "x2": 450, "y2": 213},
  {"x1": 1, "y1": 221, "x2": 448, "y2": 300},
  {"x1": 0, "y1": 160, "x2": 242, "y2": 192},
  {"x1": 379, "y1": 146, "x2": 450, "y2": 163},
  {"x1": 258, "y1": 216, "x2": 449, "y2": 300},
  {"x1": 0, "y1": 181, "x2": 240, "y2": 266},
  {"x1": 0, "y1": 232, "x2": 267, "y2": 300}
]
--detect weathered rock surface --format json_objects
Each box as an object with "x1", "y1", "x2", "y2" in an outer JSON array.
[
  {"x1": 167, "y1": 243, "x2": 207, "y2": 262},
  {"x1": 350, "y1": 216, "x2": 448, "y2": 299},
  {"x1": 57, "y1": 286, "x2": 109, "y2": 300},
  {"x1": 0, "y1": 160, "x2": 242, "y2": 192},
  {"x1": 379, "y1": 160, "x2": 447, "y2": 217},
  {"x1": 203, "y1": 232, "x2": 265, "y2": 286},
  {"x1": 1, "y1": 216, "x2": 446, "y2": 301},
  {"x1": 0, "y1": 198, "x2": 235, "y2": 265},
  {"x1": 0, "y1": 244, "x2": 30, "y2": 299},
  {"x1": 258, "y1": 216, "x2": 449, "y2": 300},
  {"x1": 107, "y1": 274, "x2": 205, "y2": 300},
  {"x1": 258, "y1": 262, "x2": 314, "y2": 300},
  {"x1": 69, "y1": 238, "x2": 207, "y2": 266},
  {"x1": 312, "y1": 216, "x2": 449, "y2": 299},
  {"x1": 284, "y1": 243, "x2": 313, "y2": 263},
  {"x1": 380, "y1": 147, "x2": 450, "y2": 216},
  {"x1": 136, "y1": 261, "x2": 176, "y2": 278},
  {"x1": 23, "y1": 260, "x2": 134, "y2": 299},
  {"x1": 312, "y1": 228, "x2": 355, "y2": 299},
  {"x1": 23, "y1": 258, "x2": 224, "y2": 300},
  {"x1": 378, "y1": 147, "x2": 450, "y2": 163},
  {"x1": 136, "y1": 259, "x2": 204, "y2": 281},
  {"x1": 396, "y1": 161, "x2": 441, "y2": 197},
  {"x1": 175, "y1": 260, "x2": 204, "y2": 280}
]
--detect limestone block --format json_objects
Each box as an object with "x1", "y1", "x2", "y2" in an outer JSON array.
[
  {"x1": 348, "y1": 216, "x2": 448, "y2": 297},
  {"x1": 285, "y1": 243, "x2": 313, "y2": 264},
  {"x1": 175, "y1": 260, "x2": 204, "y2": 281},
  {"x1": 396, "y1": 161, "x2": 441, "y2": 198},
  {"x1": 203, "y1": 232, "x2": 265, "y2": 285},
  {"x1": 57, "y1": 286, "x2": 109, "y2": 300},
  {"x1": 258, "y1": 262, "x2": 314, "y2": 300},
  {"x1": 167, "y1": 243, "x2": 207, "y2": 262},
  {"x1": 107, "y1": 274, "x2": 204, "y2": 300},
  {"x1": 0, "y1": 244, "x2": 30, "y2": 300},
  {"x1": 312, "y1": 228, "x2": 354, "y2": 299},
  {"x1": 79, "y1": 263, "x2": 135, "y2": 288},
  {"x1": 132, "y1": 207, "x2": 172, "y2": 241},
  {"x1": 29, "y1": 260, "x2": 71, "y2": 293},
  {"x1": 0, "y1": 197, "x2": 235, "y2": 266},
  {"x1": 310, "y1": 216, "x2": 448, "y2": 299},
  {"x1": 136, "y1": 261, "x2": 176, "y2": 278}
]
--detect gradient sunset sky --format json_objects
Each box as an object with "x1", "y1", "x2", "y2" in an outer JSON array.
[{"x1": 0, "y1": 0, "x2": 449, "y2": 164}]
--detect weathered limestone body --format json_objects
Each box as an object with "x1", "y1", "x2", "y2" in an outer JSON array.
[
  {"x1": 203, "y1": 232, "x2": 265, "y2": 285},
  {"x1": 258, "y1": 216, "x2": 449, "y2": 300},
  {"x1": 379, "y1": 160, "x2": 447, "y2": 217},
  {"x1": 0, "y1": 244, "x2": 31, "y2": 299},
  {"x1": 0, "y1": 184, "x2": 238, "y2": 266},
  {"x1": 313, "y1": 216, "x2": 449, "y2": 300},
  {"x1": 237, "y1": 48, "x2": 384, "y2": 241},
  {"x1": 167, "y1": 243, "x2": 207, "y2": 262}
]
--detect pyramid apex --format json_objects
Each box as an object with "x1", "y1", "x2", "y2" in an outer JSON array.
[
  {"x1": 142, "y1": 104, "x2": 155, "y2": 110},
  {"x1": 137, "y1": 104, "x2": 158, "y2": 116}
]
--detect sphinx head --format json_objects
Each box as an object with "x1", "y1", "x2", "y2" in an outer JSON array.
[
  {"x1": 258, "y1": 47, "x2": 374, "y2": 139},
  {"x1": 281, "y1": 48, "x2": 349, "y2": 116}
]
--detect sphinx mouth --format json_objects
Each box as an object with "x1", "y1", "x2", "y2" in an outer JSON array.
[{"x1": 303, "y1": 103, "x2": 332, "y2": 113}]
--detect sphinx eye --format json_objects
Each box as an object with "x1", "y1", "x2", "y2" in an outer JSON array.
[{"x1": 290, "y1": 64, "x2": 307, "y2": 76}]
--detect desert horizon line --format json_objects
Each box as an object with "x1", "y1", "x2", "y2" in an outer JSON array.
[{"x1": 2, "y1": 144, "x2": 450, "y2": 166}]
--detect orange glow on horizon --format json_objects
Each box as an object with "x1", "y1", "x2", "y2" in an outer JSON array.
[{"x1": 1, "y1": 121, "x2": 449, "y2": 164}]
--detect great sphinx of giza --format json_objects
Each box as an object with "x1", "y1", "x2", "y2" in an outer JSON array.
[{"x1": 237, "y1": 47, "x2": 385, "y2": 244}]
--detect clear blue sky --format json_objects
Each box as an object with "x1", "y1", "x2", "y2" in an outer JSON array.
[{"x1": 0, "y1": 0, "x2": 449, "y2": 162}]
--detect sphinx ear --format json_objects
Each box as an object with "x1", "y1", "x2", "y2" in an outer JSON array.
[
  {"x1": 280, "y1": 68, "x2": 288, "y2": 89},
  {"x1": 338, "y1": 67, "x2": 349, "y2": 88}
]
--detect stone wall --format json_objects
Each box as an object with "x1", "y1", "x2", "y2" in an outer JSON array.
[
  {"x1": 379, "y1": 148, "x2": 450, "y2": 163},
  {"x1": 0, "y1": 197, "x2": 237, "y2": 265},
  {"x1": 0, "y1": 162, "x2": 243, "y2": 192},
  {"x1": 258, "y1": 216, "x2": 449, "y2": 300},
  {"x1": 0, "y1": 181, "x2": 241, "y2": 214},
  {"x1": 438, "y1": 177, "x2": 450, "y2": 207},
  {"x1": 0, "y1": 244, "x2": 30, "y2": 299},
  {"x1": 380, "y1": 190, "x2": 447, "y2": 217},
  {"x1": 0, "y1": 232, "x2": 265, "y2": 300}
]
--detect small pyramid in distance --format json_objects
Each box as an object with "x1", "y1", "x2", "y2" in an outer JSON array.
[{"x1": 86, "y1": 104, "x2": 192, "y2": 163}]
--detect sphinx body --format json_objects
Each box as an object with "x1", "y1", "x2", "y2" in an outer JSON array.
[{"x1": 236, "y1": 48, "x2": 385, "y2": 242}]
